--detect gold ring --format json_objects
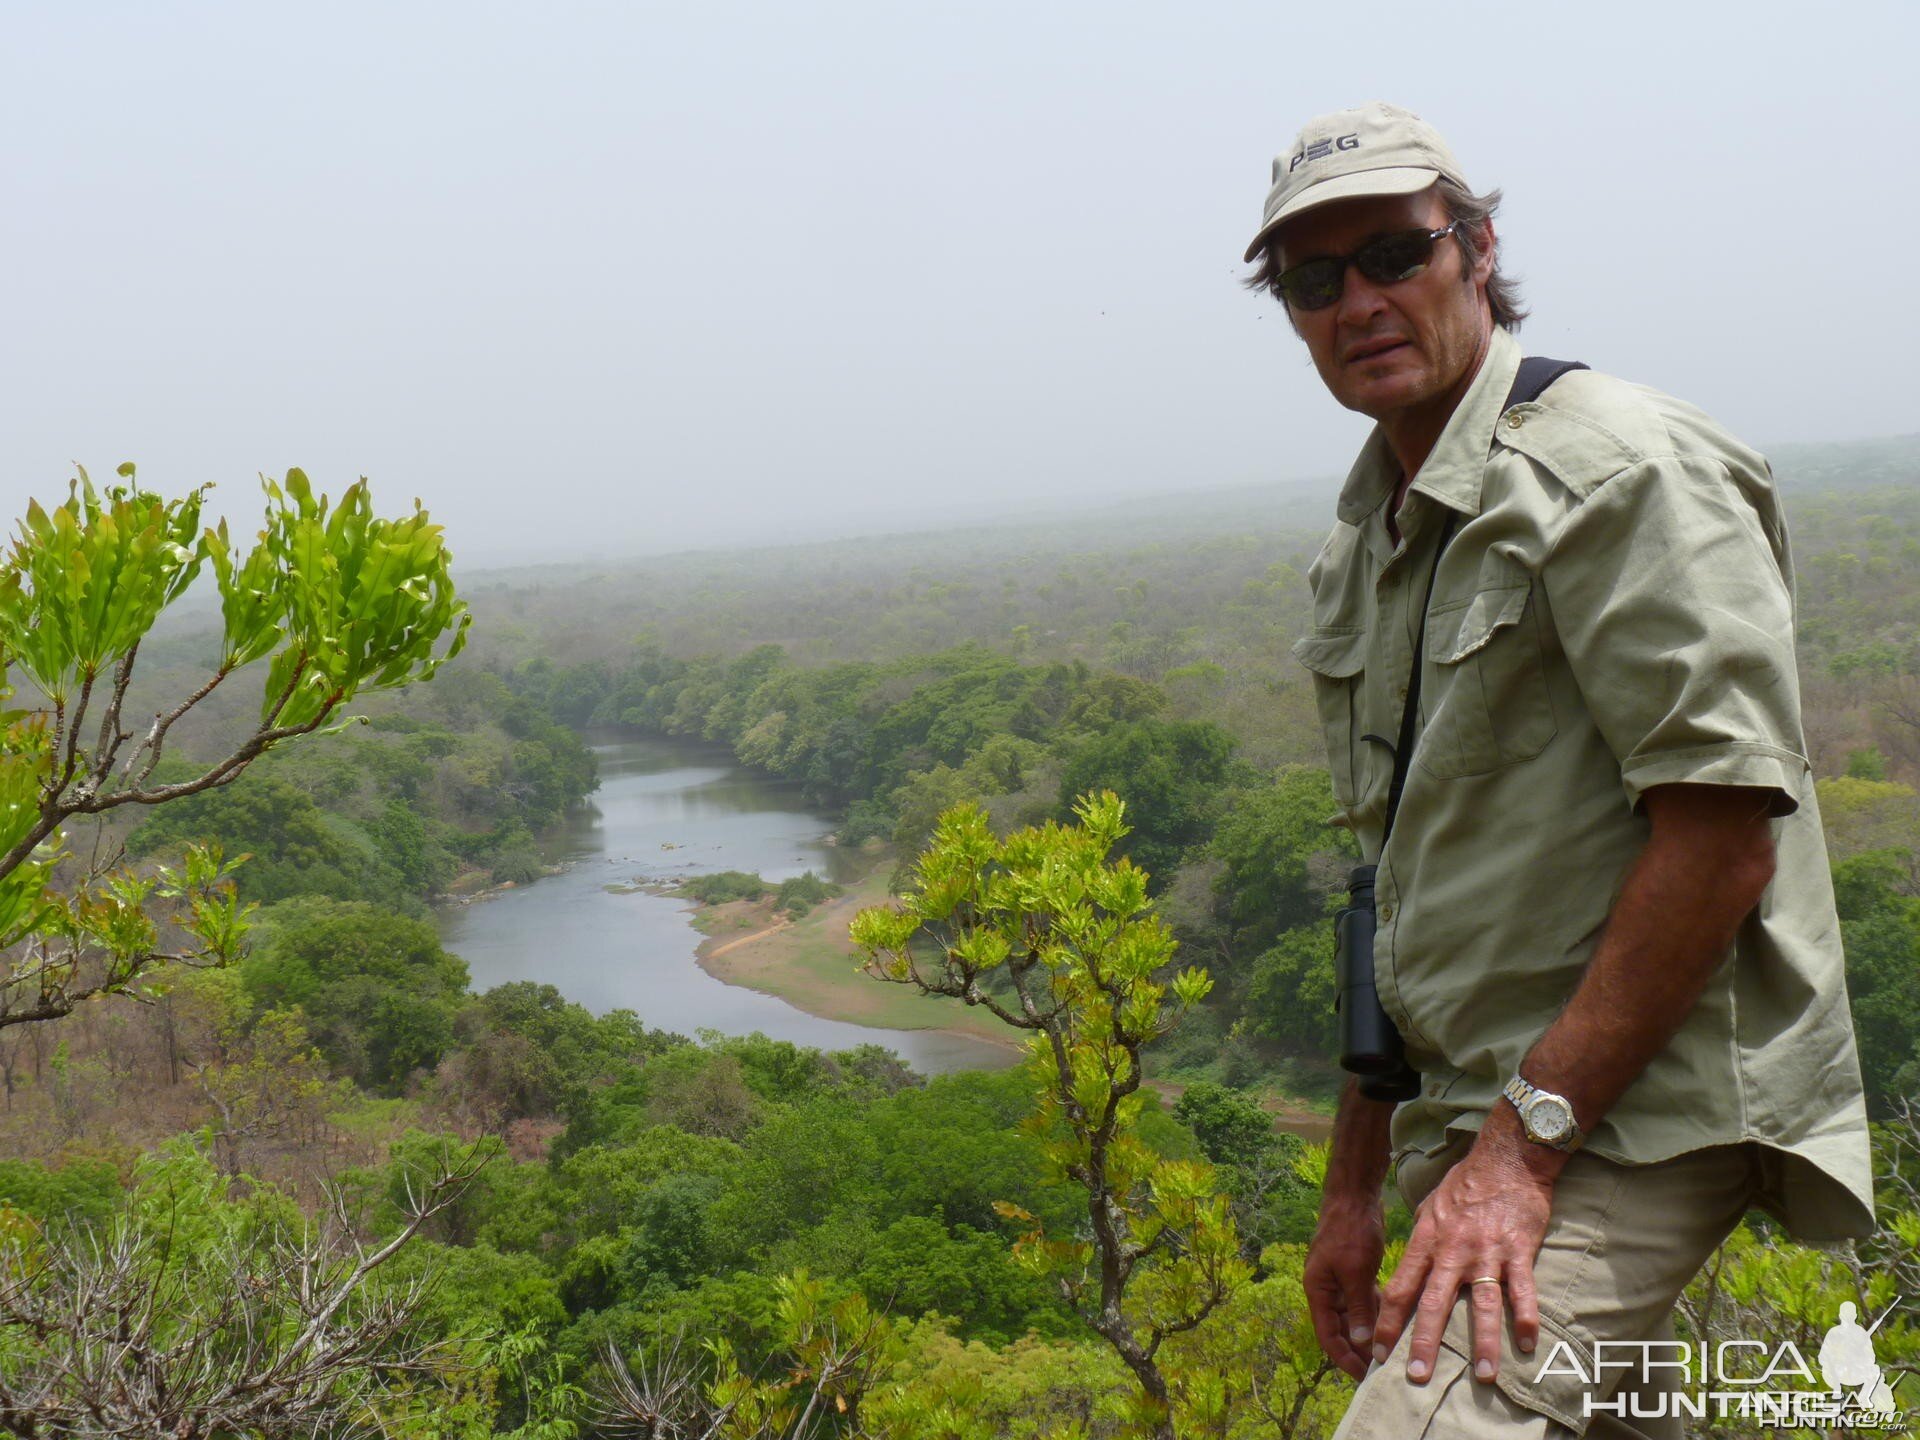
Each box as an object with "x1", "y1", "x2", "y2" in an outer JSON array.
[{"x1": 1469, "y1": 1275, "x2": 1502, "y2": 1287}]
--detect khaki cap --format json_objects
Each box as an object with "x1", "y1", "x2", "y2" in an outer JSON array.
[{"x1": 1244, "y1": 101, "x2": 1469, "y2": 263}]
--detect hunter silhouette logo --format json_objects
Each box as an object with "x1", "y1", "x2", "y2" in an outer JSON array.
[{"x1": 1820, "y1": 1301, "x2": 1900, "y2": 1414}]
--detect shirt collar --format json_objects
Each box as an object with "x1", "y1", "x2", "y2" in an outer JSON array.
[{"x1": 1333, "y1": 325, "x2": 1522, "y2": 528}]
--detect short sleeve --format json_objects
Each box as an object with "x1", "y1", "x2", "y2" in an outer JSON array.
[{"x1": 1540, "y1": 455, "x2": 1809, "y2": 816}]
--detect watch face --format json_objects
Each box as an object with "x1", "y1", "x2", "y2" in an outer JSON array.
[{"x1": 1527, "y1": 1096, "x2": 1574, "y2": 1142}]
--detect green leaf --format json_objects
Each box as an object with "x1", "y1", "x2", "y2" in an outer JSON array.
[
  {"x1": 0, "y1": 470, "x2": 208, "y2": 701},
  {"x1": 244, "y1": 475, "x2": 469, "y2": 727}
]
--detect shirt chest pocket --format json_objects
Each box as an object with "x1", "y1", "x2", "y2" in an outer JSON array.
[
  {"x1": 1291, "y1": 627, "x2": 1369, "y2": 808},
  {"x1": 1418, "y1": 582, "x2": 1558, "y2": 778}
]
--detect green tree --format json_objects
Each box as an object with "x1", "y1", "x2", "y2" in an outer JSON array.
[
  {"x1": 1173, "y1": 1081, "x2": 1277, "y2": 1173},
  {"x1": 370, "y1": 797, "x2": 453, "y2": 895},
  {"x1": 1819, "y1": 775, "x2": 1920, "y2": 863},
  {"x1": 1056, "y1": 720, "x2": 1238, "y2": 887},
  {"x1": 707, "y1": 1097, "x2": 883, "y2": 1265},
  {"x1": 551, "y1": 1127, "x2": 741, "y2": 1248},
  {"x1": 1173, "y1": 1082, "x2": 1322, "y2": 1251},
  {"x1": 1847, "y1": 746, "x2": 1891, "y2": 781},
  {"x1": 853, "y1": 1213, "x2": 1059, "y2": 1344},
  {"x1": 865, "y1": 1069, "x2": 1066, "y2": 1236},
  {"x1": 621, "y1": 1172, "x2": 725, "y2": 1297},
  {"x1": 1832, "y1": 850, "x2": 1920, "y2": 1110},
  {"x1": 126, "y1": 765, "x2": 405, "y2": 906},
  {"x1": 195, "y1": 1007, "x2": 340, "y2": 1174},
  {"x1": 1247, "y1": 923, "x2": 1341, "y2": 1055},
  {"x1": 1209, "y1": 765, "x2": 1355, "y2": 955},
  {"x1": 889, "y1": 764, "x2": 979, "y2": 861},
  {"x1": 852, "y1": 791, "x2": 1249, "y2": 1440},
  {"x1": 0, "y1": 1153, "x2": 121, "y2": 1231},
  {"x1": 0, "y1": 468, "x2": 467, "y2": 1029},
  {"x1": 460, "y1": 982, "x2": 674, "y2": 1136},
  {"x1": 774, "y1": 870, "x2": 837, "y2": 918},
  {"x1": 241, "y1": 897, "x2": 470, "y2": 1092}
]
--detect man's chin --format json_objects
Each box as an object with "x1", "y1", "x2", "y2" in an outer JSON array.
[{"x1": 1337, "y1": 372, "x2": 1431, "y2": 419}]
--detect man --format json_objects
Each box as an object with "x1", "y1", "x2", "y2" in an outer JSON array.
[{"x1": 1245, "y1": 102, "x2": 1875, "y2": 1437}]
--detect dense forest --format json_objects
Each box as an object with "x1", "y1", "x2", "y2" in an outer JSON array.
[{"x1": 2, "y1": 445, "x2": 1917, "y2": 1436}]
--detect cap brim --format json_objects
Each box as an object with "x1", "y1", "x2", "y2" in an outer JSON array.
[{"x1": 1242, "y1": 166, "x2": 1441, "y2": 263}]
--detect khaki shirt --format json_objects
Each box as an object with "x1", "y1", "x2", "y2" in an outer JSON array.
[{"x1": 1292, "y1": 325, "x2": 1874, "y2": 1241}]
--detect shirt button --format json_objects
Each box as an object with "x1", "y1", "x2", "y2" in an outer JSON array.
[
  {"x1": 1378, "y1": 903, "x2": 1393, "y2": 923},
  {"x1": 1506, "y1": 410, "x2": 1525, "y2": 429}
]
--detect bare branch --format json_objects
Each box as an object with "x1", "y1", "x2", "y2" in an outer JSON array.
[
  {"x1": 126, "y1": 662, "x2": 231, "y2": 791},
  {"x1": 54, "y1": 671, "x2": 94, "y2": 801},
  {"x1": 85, "y1": 640, "x2": 140, "y2": 795},
  {"x1": 0, "y1": 1155, "x2": 485, "y2": 1437}
]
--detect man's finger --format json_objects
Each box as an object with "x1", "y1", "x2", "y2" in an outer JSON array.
[
  {"x1": 1307, "y1": 1290, "x2": 1361, "y2": 1378},
  {"x1": 1468, "y1": 1273, "x2": 1505, "y2": 1381},
  {"x1": 1371, "y1": 1226, "x2": 1433, "y2": 1363},
  {"x1": 1305, "y1": 1267, "x2": 1368, "y2": 1381},
  {"x1": 1403, "y1": 1265, "x2": 1461, "y2": 1384},
  {"x1": 1506, "y1": 1257, "x2": 1541, "y2": 1357},
  {"x1": 1348, "y1": 1276, "x2": 1381, "y2": 1352}
]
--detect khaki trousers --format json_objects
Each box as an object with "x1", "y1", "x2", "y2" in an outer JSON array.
[{"x1": 1329, "y1": 1138, "x2": 1763, "y2": 1439}]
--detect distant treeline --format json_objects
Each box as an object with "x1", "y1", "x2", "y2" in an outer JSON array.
[
  {"x1": 124, "y1": 664, "x2": 599, "y2": 913},
  {"x1": 501, "y1": 611, "x2": 1920, "y2": 1114},
  {"x1": 499, "y1": 643, "x2": 1361, "y2": 1081}
]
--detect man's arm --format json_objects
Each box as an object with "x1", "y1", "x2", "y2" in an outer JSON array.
[
  {"x1": 1368, "y1": 781, "x2": 1777, "y2": 1385},
  {"x1": 1305, "y1": 1076, "x2": 1396, "y2": 1380},
  {"x1": 1497, "y1": 782, "x2": 1777, "y2": 1160}
]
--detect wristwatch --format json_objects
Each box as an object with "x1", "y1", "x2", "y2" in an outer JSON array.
[{"x1": 1502, "y1": 1075, "x2": 1585, "y2": 1153}]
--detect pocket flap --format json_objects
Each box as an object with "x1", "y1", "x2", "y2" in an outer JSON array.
[
  {"x1": 1291, "y1": 627, "x2": 1368, "y2": 678},
  {"x1": 1427, "y1": 586, "x2": 1531, "y2": 665}
]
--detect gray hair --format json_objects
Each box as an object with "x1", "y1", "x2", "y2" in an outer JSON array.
[{"x1": 1242, "y1": 177, "x2": 1528, "y2": 333}]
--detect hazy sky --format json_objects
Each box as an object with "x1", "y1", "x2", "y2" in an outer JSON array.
[{"x1": 4, "y1": 2, "x2": 1915, "y2": 569}]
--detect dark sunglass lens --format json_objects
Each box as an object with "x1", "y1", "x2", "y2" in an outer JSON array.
[
  {"x1": 1279, "y1": 259, "x2": 1344, "y2": 311},
  {"x1": 1355, "y1": 230, "x2": 1438, "y2": 284}
]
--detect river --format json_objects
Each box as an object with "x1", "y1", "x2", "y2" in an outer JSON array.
[{"x1": 434, "y1": 730, "x2": 1014, "y2": 1075}]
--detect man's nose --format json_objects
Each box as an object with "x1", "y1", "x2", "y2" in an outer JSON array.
[{"x1": 1335, "y1": 263, "x2": 1390, "y2": 327}]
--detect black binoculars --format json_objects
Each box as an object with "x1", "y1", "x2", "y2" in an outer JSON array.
[{"x1": 1333, "y1": 864, "x2": 1421, "y2": 1102}]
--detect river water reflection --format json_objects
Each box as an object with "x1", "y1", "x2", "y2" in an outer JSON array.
[{"x1": 434, "y1": 730, "x2": 1013, "y2": 1075}]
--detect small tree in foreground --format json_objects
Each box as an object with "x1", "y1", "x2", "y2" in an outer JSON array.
[
  {"x1": 0, "y1": 466, "x2": 469, "y2": 1030},
  {"x1": 0, "y1": 1139, "x2": 490, "y2": 1438},
  {"x1": 851, "y1": 791, "x2": 1248, "y2": 1440}
]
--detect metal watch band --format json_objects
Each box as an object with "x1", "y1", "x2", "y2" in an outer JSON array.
[{"x1": 1503, "y1": 1075, "x2": 1585, "y2": 1153}]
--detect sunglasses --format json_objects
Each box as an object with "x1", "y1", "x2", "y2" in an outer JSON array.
[{"x1": 1276, "y1": 223, "x2": 1458, "y2": 312}]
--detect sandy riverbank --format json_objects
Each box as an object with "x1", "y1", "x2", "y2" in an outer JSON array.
[
  {"x1": 671, "y1": 850, "x2": 1333, "y2": 1141},
  {"x1": 683, "y1": 859, "x2": 1028, "y2": 1065}
]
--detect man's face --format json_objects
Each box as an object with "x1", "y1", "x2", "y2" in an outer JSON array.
[{"x1": 1273, "y1": 186, "x2": 1493, "y2": 426}]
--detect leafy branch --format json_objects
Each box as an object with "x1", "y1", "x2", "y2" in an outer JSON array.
[{"x1": 0, "y1": 465, "x2": 470, "y2": 1029}]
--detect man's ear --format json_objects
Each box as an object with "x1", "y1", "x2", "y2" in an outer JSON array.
[{"x1": 1470, "y1": 220, "x2": 1497, "y2": 287}]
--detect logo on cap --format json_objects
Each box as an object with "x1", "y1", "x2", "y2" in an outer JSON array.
[{"x1": 1289, "y1": 133, "x2": 1360, "y2": 173}]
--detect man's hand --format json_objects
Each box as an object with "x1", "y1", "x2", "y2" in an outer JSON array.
[
  {"x1": 1365, "y1": 783, "x2": 1776, "y2": 1387},
  {"x1": 1305, "y1": 1191, "x2": 1388, "y2": 1382},
  {"x1": 1369, "y1": 1114, "x2": 1557, "y2": 1385}
]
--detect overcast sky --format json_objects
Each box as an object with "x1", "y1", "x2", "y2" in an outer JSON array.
[{"x1": 4, "y1": 2, "x2": 1915, "y2": 570}]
